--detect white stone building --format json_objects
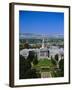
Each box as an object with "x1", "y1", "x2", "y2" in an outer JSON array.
[{"x1": 20, "y1": 38, "x2": 64, "y2": 60}]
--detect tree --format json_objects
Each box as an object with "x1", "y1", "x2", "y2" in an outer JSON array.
[
  {"x1": 19, "y1": 55, "x2": 31, "y2": 79},
  {"x1": 51, "y1": 56, "x2": 57, "y2": 66},
  {"x1": 19, "y1": 51, "x2": 41, "y2": 79},
  {"x1": 48, "y1": 50, "x2": 50, "y2": 57},
  {"x1": 59, "y1": 59, "x2": 64, "y2": 76},
  {"x1": 27, "y1": 51, "x2": 35, "y2": 62},
  {"x1": 53, "y1": 59, "x2": 64, "y2": 77},
  {"x1": 33, "y1": 54, "x2": 38, "y2": 65},
  {"x1": 61, "y1": 54, "x2": 64, "y2": 60},
  {"x1": 55, "y1": 54, "x2": 59, "y2": 61},
  {"x1": 54, "y1": 54, "x2": 59, "y2": 68},
  {"x1": 24, "y1": 42, "x2": 29, "y2": 49},
  {"x1": 59, "y1": 59, "x2": 64, "y2": 70},
  {"x1": 24, "y1": 68, "x2": 38, "y2": 78}
]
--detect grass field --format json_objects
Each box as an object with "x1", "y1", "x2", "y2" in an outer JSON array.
[
  {"x1": 38, "y1": 59, "x2": 52, "y2": 66},
  {"x1": 32, "y1": 58, "x2": 57, "y2": 72},
  {"x1": 32, "y1": 59, "x2": 56, "y2": 77},
  {"x1": 34, "y1": 58, "x2": 56, "y2": 67}
]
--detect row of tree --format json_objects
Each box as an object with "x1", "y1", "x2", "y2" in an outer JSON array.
[
  {"x1": 51, "y1": 54, "x2": 64, "y2": 77},
  {"x1": 19, "y1": 50, "x2": 64, "y2": 79},
  {"x1": 19, "y1": 51, "x2": 40, "y2": 79}
]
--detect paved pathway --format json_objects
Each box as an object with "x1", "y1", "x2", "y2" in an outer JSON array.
[{"x1": 41, "y1": 72, "x2": 52, "y2": 78}]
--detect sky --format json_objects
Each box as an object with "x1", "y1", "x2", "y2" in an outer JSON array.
[{"x1": 19, "y1": 10, "x2": 64, "y2": 35}]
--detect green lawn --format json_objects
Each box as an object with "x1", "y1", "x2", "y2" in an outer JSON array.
[
  {"x1": 37, "y1": 59, "x2": 52, "y2": 67},
  {"x1": 33, "y1": 58, "x2": 56, "y2": 69},
  {"x1": 32, "y1": 59, "x2": 63, "y2": 78}
]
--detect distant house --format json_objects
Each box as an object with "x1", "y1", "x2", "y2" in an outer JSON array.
[{"x1": 20, "y1": 38, "x2": 64, "y2": 60}]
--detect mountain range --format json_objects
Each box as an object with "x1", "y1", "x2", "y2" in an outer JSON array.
[{"x1": 19, "y1": 33, "x2": 64, "y2": 39}]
